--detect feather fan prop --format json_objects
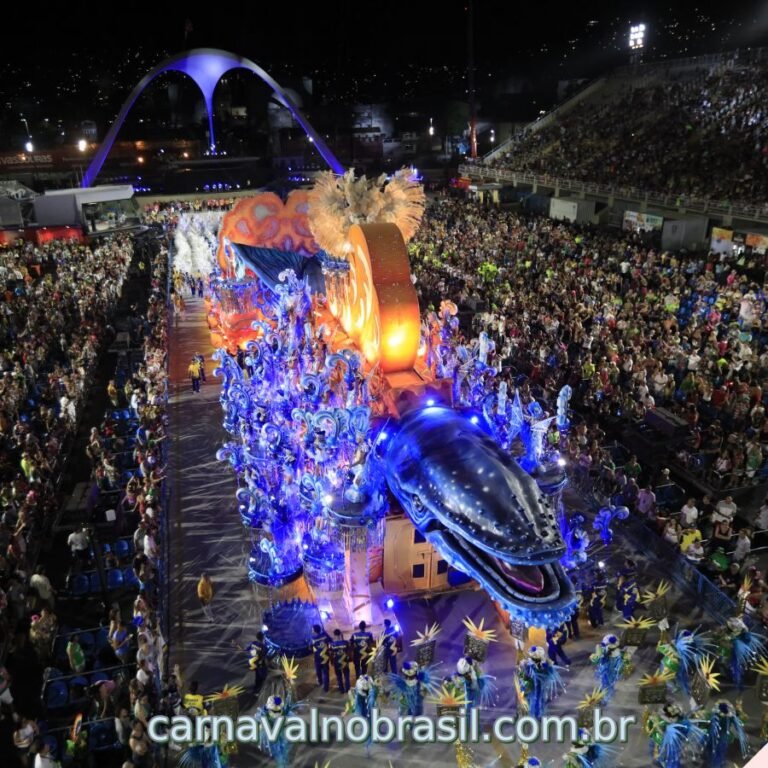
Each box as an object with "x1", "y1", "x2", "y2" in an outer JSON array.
[{"x1": 308, "y1": 168, "x2": 425, "y2": 257}]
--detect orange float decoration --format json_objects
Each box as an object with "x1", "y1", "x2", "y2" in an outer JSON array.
[
  {"x1": 212, "y1": 169, "x2": 425, "y2": 377},
  {"x1": 217, "y1": 190, "x2": 319, "y2": 274},
  {"x1": 338, "y1": 223, "x2": 420, "y2": 373}
]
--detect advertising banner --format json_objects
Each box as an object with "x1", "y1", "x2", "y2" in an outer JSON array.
[
  {"x1": 710, "y1": 226, "x2": 734, "y2": 255},
  {"x1": 623, "y1": 210, "x2": 664, "y2": 233}
]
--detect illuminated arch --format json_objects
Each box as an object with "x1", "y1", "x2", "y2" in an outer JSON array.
[{"x1": 81, "y1": 48, "x2": 343, "y2": 187}]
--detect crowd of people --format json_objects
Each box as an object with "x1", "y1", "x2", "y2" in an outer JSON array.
[
  {"x1": 410, "y1": 197, "x2": 768, "y2": 614},
  {"x1": 142, "y1": 199, "x2": 235, "y2": 230},
  {"x1": 0, "y1": 237, "x2": 133, "y2": 661},
  {"x1": 488, "y1": 58, "x2": 768, "y2": 210},
  {"x1": 0, "y1": 227, "x2": 194, "y2": 768}
]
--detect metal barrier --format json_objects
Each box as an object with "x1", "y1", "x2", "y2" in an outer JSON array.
[
  {"x1": 575, "y1": 471, "x2": 742, "y2": 625},
  {"x1": 459, "y1": 162, "x2": 768, "y2": 226}
]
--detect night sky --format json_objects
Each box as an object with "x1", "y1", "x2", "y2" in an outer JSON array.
[{"x1": 4, "y1": 0, "x2": 767, "y2": 72}]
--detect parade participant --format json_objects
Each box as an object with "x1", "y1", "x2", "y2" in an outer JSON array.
[
  {"x1": 454, "y1": 655, "x2": 496, "y2": 710},
  {"x1": 345, "y1": 675, "x2": 379, "y2": 756},
  {"x1": 351, "y1": 620, "x2": 373, "y2": 678},
  {"x1": 388, "y1": 660, "x2": 435, "y2": 716},
  {"x1": 182, "y1": 680, "x2": 206, "y2": 716},
  {"x1": 247, "y1": 631, "x2": 268, "y2": 695},
  {"x1": 589, "y1": 634, "x2": 631, "y2": 703},
  {"x1": 188, "y1": 356, "x2": 202, "y2": 393},
  {"x1": 715, "y1": 616, "x2": 767, "y2": 689},
  {"x1": 644, "y1": 702, "x2": 705, "y2": 768},
  {"x1": 310, "y1": 624, "x2": 331, "y2": 693},
  {"x1": 615, "y1": 558, "x2": 640, "y2": 621},
  {"x1": 546, "y1": 623, "x2": 572, "y2": 667},
  {"x1": 704, "y1": 699, "x2": 749, "y2": 768},
  {"x1": 517, "y1": 646, "x2": 563, "y2": 718},
  {"x1": 194, "y1": 352, "x2": 207, "y2": 383},
  {"x1": 567, "y1": 598, "x2": 582, "y2": 641},
  {"x1": 257, "y1": 694, "x2": 300, "y2": 768},
  {"x1": 586, "y1": 571, "x2": 607, "y2": 628},
  {"x1": 656, "y1": 627, "x2": 713, "y2": 695},
  {"x1": 562, "y1": 727, "x2": 612, "y2": 768},
  {"x1": 381, "y1": 618, "x2": 401, "y2": 674},
  {"x1": 197, "y1": 573, "x2": 214, "y2": 622},
  {"x1": 331, "y1": 629, "x2": 351, "y2": 693}
]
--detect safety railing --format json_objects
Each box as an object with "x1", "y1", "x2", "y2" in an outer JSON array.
[{"x1": 458, "y1": 163, "x2": 768, "y2": 225}]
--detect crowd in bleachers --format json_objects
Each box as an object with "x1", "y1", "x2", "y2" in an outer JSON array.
[
  {"x1": 0, "y1": 237, "x2": 133, "y2": 659},
  {"x1": 0, "y1": 229, "x2": 189, "y2": 767},
  {"x1": 488, "y1": 61, "x2": 768, "y2": 209},
  {"x1": 142, "y1": 198, "x2": 235, "y2": 228},
  {"x1": 411, "y1": 197, "x2": 768, "y2": 617}
]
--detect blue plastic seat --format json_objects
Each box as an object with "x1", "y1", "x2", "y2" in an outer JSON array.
[
  {"x1": 90, "y1": 671, "x2": 110, "y2": 686},
  {"x1": 70, "y1": 574, "x2": 90, "y2": 598},
  {"x1": 45, "y1": 681, "x2": 69, "y2": 710},
  {"x1": 115, "y1": 539, "x2": 131, "y2": 560},
  {"x1": 89, "y1": 573, "x2": 101, "y2": 593},
  {"x1": 78, "y1": 631, "x2": 95, "y2": 655},
  {"x1": 89, "y1": 720, "x2": 119, "y2": 751},
  {"x1": 123, "y1": 567, "x2": 139, "y2": 587},
  {"x1": 106, "y1": 569, "x2": 124, "y2": 591},
  {"x1": 94, "y1": 627, "x2": 109, "y2": 652}
]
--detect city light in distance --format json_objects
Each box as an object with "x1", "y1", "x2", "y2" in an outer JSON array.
[{"x1": 24, "y1": 141, "x2": 34, "y2": 153}]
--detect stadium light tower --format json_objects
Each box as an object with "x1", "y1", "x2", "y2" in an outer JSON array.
[{"x1": 629, "y1": 23, "x2": 646, "y2": 64}]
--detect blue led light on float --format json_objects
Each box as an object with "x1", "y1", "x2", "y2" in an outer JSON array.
[
  {"x1": 261, "y1": 624, "x2": 269, "y2": 632},
  {"x1": 470, "y1": 415, "x2": 479, "y2": 425},
  {"x1": 385, "y1": 598, "x2": 395, "y2": 610},
  {"x1": 320, "y1": 610, "x2": 331, "y2": 621},
  {"x1": 394, "y1": 623, "x2": 401, "y2": 633},
  {"x1": 427, "y1": 399, "x2": 435, "y2": 406}
]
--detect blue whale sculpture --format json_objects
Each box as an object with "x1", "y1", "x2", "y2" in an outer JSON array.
[{"x1": 385, "y1": 406, "x2": 577, "y2": 628}]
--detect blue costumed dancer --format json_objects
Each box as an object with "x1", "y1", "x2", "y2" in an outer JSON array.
[
  {"x1": 179, "y1": 743, "x2": 225, "y2": 768},
  {"x1": 388, "y1": 660, "x2": 435, "y2": 716},
  {"x1": 717, "y1": 616, "x2": 766, "y2": 690},
  {"x1": 589, "y1": 634, "x2": 631, "y2": 703},
  {"x1": 345, "y1": 675, "x2": 379, "y2": 754},
  {"x1": 562, "y1": 727, "x2": 614, "y2": 768},
  {"x1": 656, "y1": 627, "x2": 713, "y2": 696},
  {"x1": 454, "y1": 655, "x2": 496, "y2": 710},
  {"x1": 256, "y1": 694, "x2": 300, "y2": 768},
  {"x1": 644, "y1": 703, "x2": 706, "y2": 768},
  {"x1": 704, "y1": 699, "x2": 749, "y2": 768},
  {"x1": 517, "y1": 645, "x2": 564, "y2": 718}
]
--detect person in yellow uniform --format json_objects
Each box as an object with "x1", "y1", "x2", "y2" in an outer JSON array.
[
  {"x1": 188, "y1": 357, "x2": 202, "y2": 393},
  {"x1": 197, "y1": 573, "x2": 214, "y2": 621}
]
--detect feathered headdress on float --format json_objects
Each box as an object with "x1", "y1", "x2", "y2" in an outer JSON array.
[{"x1": 307, "y1": 168, "x2": 425, "y2": 257}]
